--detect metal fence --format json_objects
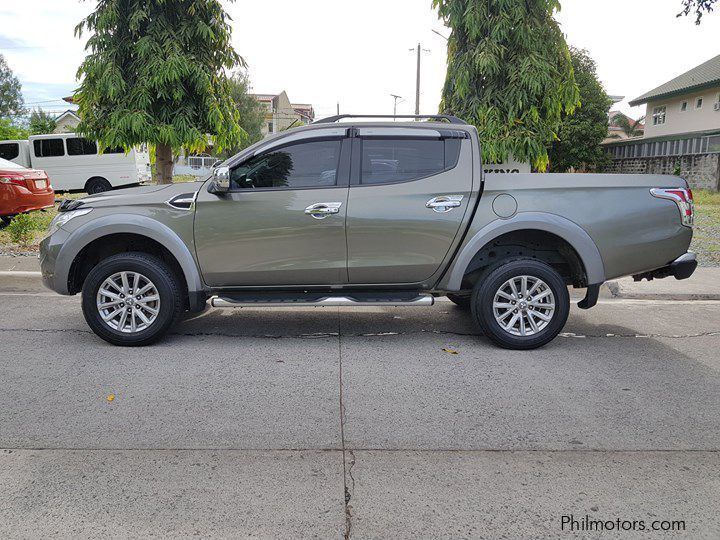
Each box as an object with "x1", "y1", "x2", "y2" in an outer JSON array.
[
  {"x1": 187, "y1": 155, "x2": 218, "y2": 170},
  {"x1": 606, "y1": 134, "x2": 720, "y2": 159}
]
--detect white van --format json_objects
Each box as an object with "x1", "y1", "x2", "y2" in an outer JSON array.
[{"x1": 0, "y1": 133, "x2": 151, "y2": 193}]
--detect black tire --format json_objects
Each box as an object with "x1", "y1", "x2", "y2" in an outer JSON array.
[
  {"x1": 446, "y1": 293, "x2": 471, "y2": 310},
  {"x1": 85, "y1": 177, "x2": 112, "y2": 194},
  {"x1": 1, "y1": 215, "x2": 12, "y2": 226},
  {"x1": 81, "y1": 252, "x2": 184, "y2": 346},
  {"x1": 471, "y1": 259, "x2": 570, "y2": 350}
]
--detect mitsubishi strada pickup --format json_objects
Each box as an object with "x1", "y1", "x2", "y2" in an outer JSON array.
[{"x1": 39, "y1": 114, "x2": 697, "y2": 349}]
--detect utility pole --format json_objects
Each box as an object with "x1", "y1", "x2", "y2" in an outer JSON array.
[
  {"x1": 336, "y1": 102, "x2": 340, "y2": 115},
  {"x1": 390, "y1": 94, "x2": 403, "y2": 118},
  {"x1": 410, "y1": 44, "x2": 430, "y2": 119},
  {"x1": 415, "y1": 43, "x2": 421, "y2": 115}
]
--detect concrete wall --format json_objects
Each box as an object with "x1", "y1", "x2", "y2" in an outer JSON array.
[
  {"x1": 605, "y1": 153, "x2": 720, "y2": 190},
  {"x1": 644, "y1": 86, "x2": 720, "y2": 138}
]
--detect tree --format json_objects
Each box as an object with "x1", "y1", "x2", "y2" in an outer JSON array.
[
  {"x1": 28, "y1": 108, "x2": 57, "y2": 135},
  {"x1": 74, "y1": 0, "x2": 246, "y2": 183},
  {"x1": 214, "y1": 72, "x2": 264, "y2": 159},
  {"x1": 548, "y1": 48, "x2": 612, "y2": 172},
  {"x1": 0, "y1": 118, "x2": 29, "y2": 140},
  {"x1": 678, "y1": 0, "x2": 716, "y2": 23},
  {"x1": 608, "y1": 114, "x2": 645, "y2": 139},
  {"x1": 433, "y1": 0, "x2": 579, "y2": 170},
  {"x1": 0, "y1": 54, "x2": 24, "y2": 118}
]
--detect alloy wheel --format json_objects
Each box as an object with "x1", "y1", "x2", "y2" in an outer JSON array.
[
  {"x1": 492, "y1": 275, "x2": 556, "y2": 337},
  {"x1": 96, "y1": 271, "x2": 161, "y2": 333}
]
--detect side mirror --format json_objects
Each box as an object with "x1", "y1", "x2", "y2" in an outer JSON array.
[{"x1": 210, "y1": 165, "x2": 230, "y2": 193}]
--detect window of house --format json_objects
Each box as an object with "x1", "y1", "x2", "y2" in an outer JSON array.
[
  {"x1": 0, "y1": 142, "x2": 20, "y2": 161},
  {"x1": 696, "y1": 97, "x2": 703, "y2": 109},
  {"x1": 680, "y1": 101, "x2": 688, "y2": 112},
  {"x1": 707, "y1": 136, "x2": 720, "y2": 153},
  {"x1": 267, "y1": 122, "x2": 274, "y2": 133},
  {"x1": 66, "y1": 137, "x2": 98, "y2": 156},
  {"x1": 652, "y1": 106, "x2": 666, "y2": 125},
  {"x1": 32, "y1": 138, "x2": 65, "y2": 157},
  {"x1": 230, "y1": 139, "x2": 341, "y2": 190}
]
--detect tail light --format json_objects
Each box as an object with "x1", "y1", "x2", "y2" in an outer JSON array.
[
  {"x1": 0, "y1": 174, "x2": 27, "y2": 188},
  {"x1": 651, "y1": 187, "x2": 695, "y2": 227}
]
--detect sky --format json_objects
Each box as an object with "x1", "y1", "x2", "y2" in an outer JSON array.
[{"x1": 1, "y1": 0, "x2": 720, "y2": 121}]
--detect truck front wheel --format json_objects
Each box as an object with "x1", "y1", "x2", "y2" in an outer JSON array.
[
  {"x1": 81, "y1": 252, "x2": 184, "y2": 346},
  {"x1": 471, "y1": 259, "x2": 570, "y2": 350}
]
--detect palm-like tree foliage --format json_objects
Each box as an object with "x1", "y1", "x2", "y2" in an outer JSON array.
[
  {"x1": 609, "y1": 114, "x2": 645, "y2": 139},
  {"x1": 433, "y1": 0, "x2": 580, "y2": 170},
  {"x1": 74, "y1": 0, "x2": 246, "y2": 183}
]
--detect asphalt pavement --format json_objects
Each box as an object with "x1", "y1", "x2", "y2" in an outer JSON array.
[{"x1": 1, "y1": 292, "x2": 719, "y2": 538}]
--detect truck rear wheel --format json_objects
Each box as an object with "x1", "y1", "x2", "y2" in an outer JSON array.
[
  {"x1": 471, "y1": 259, "x2": 569, "y2": 350},
  {"x1": 446, "y1": 293, "x2": 471, "y2": 310},
  {"x1": 81, "y1": 252, "x2": 183, "y2": 346}
]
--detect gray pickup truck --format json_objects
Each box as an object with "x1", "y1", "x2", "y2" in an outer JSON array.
[{"x1": 39, "y1": 114, "x2": 697, "y2": 349}]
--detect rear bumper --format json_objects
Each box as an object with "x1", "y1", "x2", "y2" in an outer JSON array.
[
  {"x1": 0, "y1": 186, "x2": 55, "y2": 216},
  {"x1": 633, "y1": 252, "x2": 697, "y2": 282}
]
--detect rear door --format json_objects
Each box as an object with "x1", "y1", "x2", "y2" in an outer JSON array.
[
  {"x1": 345, "y1": 127, "x2": 474, "y2": 284},
  {"x1": 194, "y1": 130, "x2": 351, "y2": 287}
]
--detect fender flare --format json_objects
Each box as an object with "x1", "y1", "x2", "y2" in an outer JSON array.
[
  {"x1": 445, "y1": 212, "x2": 606, "y2": 290},
  {"x1": 54, "y1": 214, "x2": 205, "y2": 296}
]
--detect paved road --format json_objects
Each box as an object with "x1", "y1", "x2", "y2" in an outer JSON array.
[{"x1": 1, "y1": 292, "x2": 719, "y2": 538}]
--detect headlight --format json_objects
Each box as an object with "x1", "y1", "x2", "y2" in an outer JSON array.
[{"x1": 48, "y1": 208, "x2": 93, "y2": 235}]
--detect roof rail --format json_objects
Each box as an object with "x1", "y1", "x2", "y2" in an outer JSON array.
[{"x1": 313, "y1": 114, "x2": 467, "y2": 125}]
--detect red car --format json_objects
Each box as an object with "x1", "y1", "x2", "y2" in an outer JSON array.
[{"x1": 0, "y1": 157, "x2": 55, "y2": 224}]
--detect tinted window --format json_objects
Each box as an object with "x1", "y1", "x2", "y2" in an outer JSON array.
[
  {"x1": 33, "y1": 138, "x2": 65, "y2": 157},
  {"x1": 0, "y1": 143, "x2": 19, "y2": 161},
  {"x1": 360, "y1": 138, "x2": 448, "y2": 185},
  {"x1": 66, "y1": 137, "x2": 98, "y2": 156},
  {"x1": 102, "y1": 146, "x2": 125, "y2": 154},
  {"x1": 230, "y1": 140, "x2": 341, "y2": 190}
]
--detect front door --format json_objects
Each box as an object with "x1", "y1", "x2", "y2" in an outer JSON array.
[
  {"x1": 194, "y1": 136, "x2": 351, "y2": 287},
  {"x1": 345, "y1": 130, "x2": 474, "y2": 284}
]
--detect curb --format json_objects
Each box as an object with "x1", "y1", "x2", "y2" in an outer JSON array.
[
  {"x1": 0, "y1": 271, "x2": 46, "y2": 293},
  {"x1": 604, "y1": 280, "x2": 720, "y2": 301}
]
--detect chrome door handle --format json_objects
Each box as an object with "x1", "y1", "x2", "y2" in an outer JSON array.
[
  {"x1": 304, "y1": 202, "x2": 342, "y2": 220},
  {"x1": 426, "y1": 195, "x2": 463, "y2": 213}
]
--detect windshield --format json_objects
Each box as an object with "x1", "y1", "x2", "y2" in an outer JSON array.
[{"x1": 0, "y1": 157, "x2": 26, "y2": 170}]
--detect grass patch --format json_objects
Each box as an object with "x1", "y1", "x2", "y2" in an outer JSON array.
[
  {"x1": 690, "y1": 190, "x2": 720, "y2": 265},
  {"x1": 0, "y1": 206, "x2": 57, "y2": 251}
]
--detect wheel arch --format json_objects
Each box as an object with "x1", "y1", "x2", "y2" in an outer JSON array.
[
  {"x1": 442, "y1": 212, "x2": 605, "y2": 291},
  {"x1": 56, "y1": 215, "x2": 206, "y2": 306}
]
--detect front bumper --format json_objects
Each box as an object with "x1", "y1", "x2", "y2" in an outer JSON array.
[
  {"x1": 39, "y1": 227, "x2": 71, "y2": 294},
  {"x1": 633, "y1": 252, "x2": 697, "y2": 282}
]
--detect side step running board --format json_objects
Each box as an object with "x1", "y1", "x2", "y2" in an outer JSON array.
[{"x1": 211, "y1": 293, "x2": 434, "y2": 308}]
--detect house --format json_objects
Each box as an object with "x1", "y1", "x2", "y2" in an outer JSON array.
[
  {"x1": 53, "y1": 110, "x2": 80, "y2": 133},
  {"x1": 604, "y1": 111, "x2": 644, "y2": 143},
  {"x1": 603, "y1": 54, "x2": 720, "y2": 190},
  {"x1": 251, "y1": 91, "x2": 315, "y2": 136}
]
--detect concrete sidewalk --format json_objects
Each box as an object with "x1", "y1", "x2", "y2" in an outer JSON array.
[
  {"x1": 0, "y1": 254, "x2": 39, "y2": 272},
  {"x1": 1, "y1": 254, "x2": 719, "y2": 300}
]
